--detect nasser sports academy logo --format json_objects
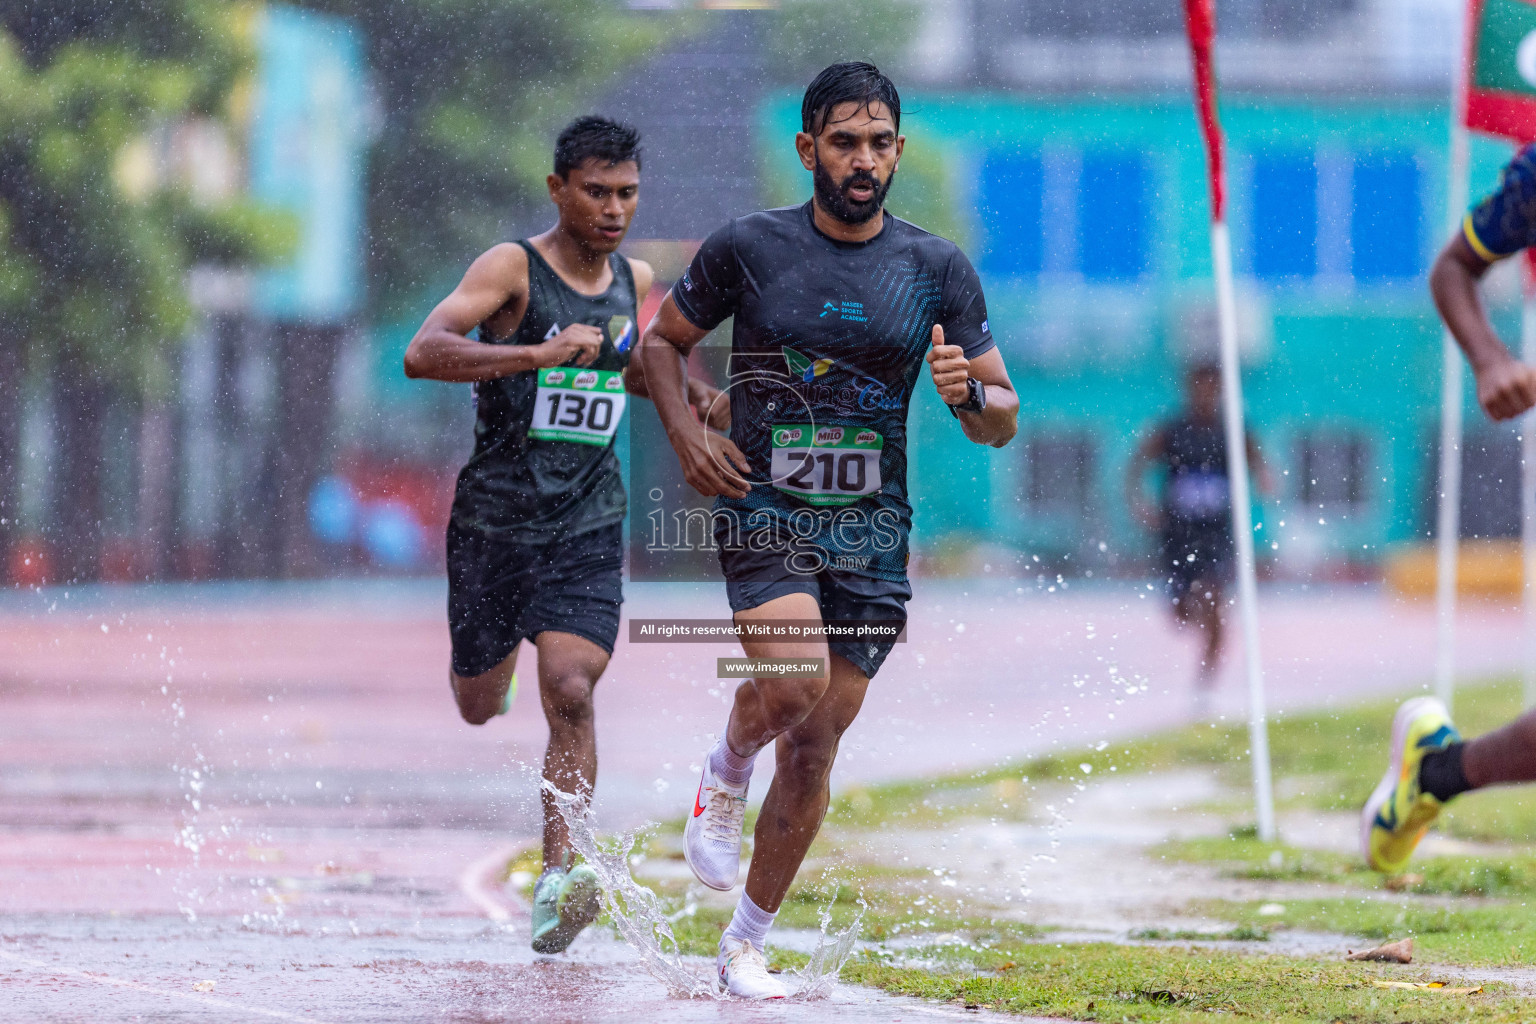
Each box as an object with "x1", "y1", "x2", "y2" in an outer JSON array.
[{"x1": 819, "y1": 299, "x2": 867, "y2": 323}]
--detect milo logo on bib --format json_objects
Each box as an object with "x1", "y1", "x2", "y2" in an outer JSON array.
[
  {"x1": 529, "y1": 367, "x2": 627, "y2": 447},
  {"x1": 770, "y1": 423, "x2": 883, "y2": 506}
]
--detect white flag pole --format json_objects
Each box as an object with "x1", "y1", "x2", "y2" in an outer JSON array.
[
  {"x1": 1211, "y1": 221, "x2": 1276, "y2": 842},
  {"x1": 1183, "y1": 0, "x2": 1275, "y2": 842},
  {"x1": 1522, "y1": 255, "x2": 1536, "y2": 709},
  {"x1": 1434, "y1": 52, "x2": 1472, "y2": 712}
]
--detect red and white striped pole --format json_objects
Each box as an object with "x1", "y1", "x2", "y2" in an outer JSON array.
[{"x1": 1183, "y1": 0, "x2": 1275, "y2": 842}]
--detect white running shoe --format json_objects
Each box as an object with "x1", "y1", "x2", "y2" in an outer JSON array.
[
  {"x1": 683, "y1": 762, "x2": 747, "y2": 891},
  {"x1": 717, "y1": 938, "x2": 787, "y2": 999}
]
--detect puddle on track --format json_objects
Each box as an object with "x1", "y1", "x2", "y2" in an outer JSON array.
[{"x1": 0, "y1": 914, "x2": 1037, "y2": 1023}]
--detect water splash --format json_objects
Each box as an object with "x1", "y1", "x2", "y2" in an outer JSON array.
[
  {"x1": 787, "y1": 900, "x2": 865, "y2": 1001},
  {"x1": 544, "y1": 778, "x2": 865, "y2": 1000},
  {"x1": 544, "y1": 779, "x2": 721, "y2": 999}
]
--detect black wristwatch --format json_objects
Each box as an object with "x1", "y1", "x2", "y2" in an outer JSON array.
[{"x1": 948, "y1": 377, "x2": 986, "y2": 416}]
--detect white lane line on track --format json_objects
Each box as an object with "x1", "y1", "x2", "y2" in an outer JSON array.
[
  {"x1": 459, "y1": 842, "x2": 527, "y2": 923},
  {"x1": 0, "y1": 948, "x2": 338, "y2": 1023}
]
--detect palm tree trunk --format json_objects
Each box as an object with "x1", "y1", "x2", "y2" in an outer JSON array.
[
  {"x1": 52, "y1": 371, "x2": 111, "y2": 583},
  {"x1": 0, "y1": 325, "x2": 21, "y2": 575},
  {"x1": 270, "y1": 321, "x2": 342, "y2": 579}
]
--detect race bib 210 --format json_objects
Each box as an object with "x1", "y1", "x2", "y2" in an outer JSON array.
[{"x1": 770, "y1": 424, "x2": 883, "y2": 506}]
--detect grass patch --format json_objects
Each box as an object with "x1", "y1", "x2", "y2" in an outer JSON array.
[
  {"x1": 1129, "y1": 924, "x2": 1271, "y2": 942},
  {"x1": 1157, "y1": 834, "x2": 1372, "y2": 885},
  {"x1": 634, "y1": 858, "x2": 1042, "y2": 955},
  {"x1": 845, "y1": 941, "x2": 1525, "y2": 1022},
  {"x1": 833, "y1": 676, "x2": 1534, "y2": 846},
  {"x1": 1204, "y1": 896, "x2": 1536, "y2": 966},
  {"x1": 1410, "y1": 856, "x2": 1536, "y2": 898},
  {"x1": 830, "y1": 775, "x2": 1033, "y2": 827},
  {"x1": 1160, "y1": 833, "x2": 1536, "y2": 900}
]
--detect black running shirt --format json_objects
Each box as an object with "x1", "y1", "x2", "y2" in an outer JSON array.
[
  {"x1": 672, "y1": 202, "x2": 995, "y2": 582},
  {"x1": 451, "y1": 241, "x2": 637, "y2": 541},
  {"x1": 1157, "y1": 416, "x2": 1231, "y2": 526}
]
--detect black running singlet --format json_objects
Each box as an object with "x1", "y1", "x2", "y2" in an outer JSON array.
[
  {"x1": 450, "y1": 241, "x2": 638, "y2": 540},
  {"x1": 1158, "y1": 416, "x2": 1230, "y2": 525}
]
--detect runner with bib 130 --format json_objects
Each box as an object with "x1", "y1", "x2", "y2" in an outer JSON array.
[
  {"x1": 638, "y1": 63, "x2": 1019, "y2": 999},
  {"x1": 403, "y1": 116, "x2": 725, "y2": 955}
]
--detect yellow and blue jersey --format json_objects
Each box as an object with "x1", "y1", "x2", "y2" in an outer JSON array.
[{"x1": 1464, "y1": 144, "x2": 1536, "y2": 263}]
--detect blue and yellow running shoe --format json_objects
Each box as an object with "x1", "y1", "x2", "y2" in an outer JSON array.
[
  {"x1": 530, "y1": 863, "x2": 602, "y2": 954},
  {"x1": 1361, "y1": 696, "x2": 1460, "y2": 874}
]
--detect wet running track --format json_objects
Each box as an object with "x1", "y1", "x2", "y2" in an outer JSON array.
[{"x1": 0, "y1": 579, "x2": 1522, "y2": 1021}]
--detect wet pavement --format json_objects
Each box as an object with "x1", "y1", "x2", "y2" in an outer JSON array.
[
  {"x1": 0, "y1": 915, "x2": 1033, "y2": 1022},
  {"x1": 0, "y1": 579, "x2": 1523, "y2": 1021}
]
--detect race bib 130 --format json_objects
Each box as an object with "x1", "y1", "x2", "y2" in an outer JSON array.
[{"x1": 529, "y1": 368, "x2": 626, "y2": 446}]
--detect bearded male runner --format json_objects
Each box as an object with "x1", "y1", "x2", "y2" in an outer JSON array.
[
  {"x1": 638, "y1": 62, "x2": 1019, "y2": 997},
  {"x1": 404, "y1": 116, "x2": 723, "y2": 953},
  {"x1": 1363, "y1": 142, "x2": 1536, "y2": 873}
]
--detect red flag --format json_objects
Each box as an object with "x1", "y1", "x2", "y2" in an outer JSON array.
[
  {"x1": 1465, "y1": 0, "x2": 1536, "y2": 142},
  {"x1": 1184, "y1": 0, "x2": 1226, "y2": 221}
]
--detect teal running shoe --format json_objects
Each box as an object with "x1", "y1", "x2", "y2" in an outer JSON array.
[
  {"x1": 495, "y1": 673, "x2": 518, "y2": 717},
  {"x1": 530, "y1": 864, "x2": 602, "y2": 954}
]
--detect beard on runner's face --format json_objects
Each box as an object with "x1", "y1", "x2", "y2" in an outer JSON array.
[{"x1": 813, "y1": 156, "x2": 893, "y2": 225}]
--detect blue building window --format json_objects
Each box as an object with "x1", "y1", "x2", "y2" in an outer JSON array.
[
  {"x1": 1077, "y1": 151, "x2": 1149, "y2": 281},
  {"x1": 1351, "y1": 151, "x2": 1421, "y2": 282},
  {"x1": 976, "y1": 151, "x2": 1043, "y2": 278},
  {"x1": 1250, "y1": 151, "x2": 1317, "y2": 279}
]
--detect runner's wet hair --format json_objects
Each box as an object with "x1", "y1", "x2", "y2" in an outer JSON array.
[
  {"x1": 801, "y1": 61, "x2": 901, "y2": 136},
  {"x1": 554, "y1": 116, "x2": 642, "y2": 179}
]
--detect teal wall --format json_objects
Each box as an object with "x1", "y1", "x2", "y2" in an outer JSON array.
[{"x1": 759, "y1": 94, "x2": 1524, "y2": 572}]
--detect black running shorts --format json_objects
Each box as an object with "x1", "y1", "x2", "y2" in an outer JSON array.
[
  {"x1": 1161, "y1": 517, "x2": 1234, "y2": 602},
  {"x1": 715, "y1": 528, "x2": 911, "y2": 680},
  {"x1": 446, "y1": 521, "x2": 623, "y2": 677}
]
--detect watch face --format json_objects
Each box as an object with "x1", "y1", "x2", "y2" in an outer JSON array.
[{"x1": 968, "y1": 377, "x2": 985, "y2": 410}]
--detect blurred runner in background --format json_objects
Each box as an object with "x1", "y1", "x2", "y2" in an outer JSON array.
[
  {"x1": 404, "y1": 116, "x2": 723, "y2": 952},
  {"x1": 1125, "y1": 363, "x2": 1268, "y2": 715},
  {"x1": 1365, "y1": 143, "x2": 1536, "y2": 874}
]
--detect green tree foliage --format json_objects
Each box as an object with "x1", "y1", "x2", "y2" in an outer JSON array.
[
  {"x1": 765, "y1": 0, "x2": 922, "y2": 84},
  {"x1": 296, "y1": 0, "x2": 674, "y2": 315},
  {"x1": 0, "y1": 1, "x2": 287, "y2": 397},
  {"x1": 0, "y1": 1, "x2": 288, "y2": 581}
]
